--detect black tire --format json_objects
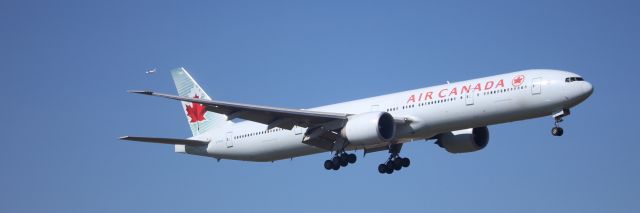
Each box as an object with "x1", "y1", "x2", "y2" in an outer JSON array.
[
  {"x1": 401, "y1": 158, "x2": 410, "y2": 168},
  {"x1": 384, "y1": 161, "x2": 396, "y2": 172},
  {"x1": 552, "y1": 127, "x2": 564, "y2": 136},
  {"x1": 378, "y1": 164, "x2": 387, "y2": 174},
  {"x1": 324, "y1": 160, "x2": 334, "y2": 170},
  {"x1": 393, "y1": 159, "x2": 402, "y2": 171},
  {"x1": 394, "y1": 163, "x2": 402, "y2": 171},
  {"x1": 339, "y1": 158, "x2": 348, "y2": 167},
  {"x1": 347, "y1": 153, "x2": 357, "y2": 164},
  {"x1": 340, "y1": 154, "x2": 348, "y2": 162},
  {"x1": 332, "y1": 163, "x2": 340, "y2": 170},
  {"x1": 331, "y1": 157, "x2": 341, "y2": 169},
  {"x1": 385, "y1": 167, "x2": 394, "y2": 174}
]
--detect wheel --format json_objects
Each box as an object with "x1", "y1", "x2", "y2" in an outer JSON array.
[
  {"x1": 385, "y1": 167, "x2": 394, "y2": 174},
  {"x1": 339, "y1": 154, "x2": 348, "y2": 162},
  {"x1": 347, "y1": 153, "x2": 357, "y2": 164},
  {"x1": 552, "y1": 127, "x2": 564, "y2": 136},
  {"x1": 339, "y1": 157, "x2": 348, "y2": 167},
  {"x1": 332, "y1": 162, "x2": 340, "y2": 170},
  {"x1": 332, "y1": 157, "x2": 340, "y2": 167},
  {"x1": 401, "y1": 158, "x2": 410, "y2": 168},
  {"x1": 324, "y1": 160, "x2": 333, "y2": 170},
  {"x1": 378, "y1": 164, "x2": 387, "y2": 174},
  {"x1": 392, "y1": 159, "x2": 402, "y2": 171}
]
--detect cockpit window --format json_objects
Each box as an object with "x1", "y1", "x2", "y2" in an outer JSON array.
[{"x1": 565, "y1": 77, "x2": 585, "y2": 82}]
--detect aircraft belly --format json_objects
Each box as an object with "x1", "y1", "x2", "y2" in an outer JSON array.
[{"x1": 206, "y1": 133, "x2": 324, "y2": 162}]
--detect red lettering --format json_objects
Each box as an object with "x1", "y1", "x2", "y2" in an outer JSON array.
[
  {"x1": 496, "y1": 79, "x2": 504, "y2": 88},
  {"x1": 439, "y1": 89, "x2": 448, "y2": 98},
  {"x1": 418, "y1": 93, "x2": 423, "y2": 101},
  {"x1": 485, "y1": 81, "x2": 494, "y2": 90},
  {"x1": 449, "y1": 87, "x2": 458, "y2": 96},
  {"x1": 407, "y1": 94, "x2": 415, "y2": 103},
  {"x1": 461, "y1": 85, "x2": 470, "y2": 94},
  {"x1": 425, "y1": 91, "x2": 433, "y2": 100},
  {"x1": 473, "y1": 83, "x2": 482, "y2": 91}
]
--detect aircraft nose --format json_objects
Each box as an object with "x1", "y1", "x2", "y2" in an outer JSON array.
[{"x1": 582, "y1": 81, "x2": 594, "y2": 98}]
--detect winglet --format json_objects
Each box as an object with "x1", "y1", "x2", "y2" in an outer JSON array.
[{"x1": 127, "y1": 90, "x2": 154, "y2": 95}]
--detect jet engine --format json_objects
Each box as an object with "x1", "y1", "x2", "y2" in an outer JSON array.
[
  {"x1": 436, "y1": 127, "x2": 489, "y2": 153},
  {"x1": 341, "y1": 112, "x2": 395, "y2": 146}
]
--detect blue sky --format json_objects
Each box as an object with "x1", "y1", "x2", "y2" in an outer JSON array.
[{"x1": 1, "y1": 0, "x2": 639, "y2": 212}]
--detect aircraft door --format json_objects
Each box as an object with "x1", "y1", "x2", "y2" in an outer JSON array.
[
  {"x1": 465, "y1": 90, "x2": 475, "y2": 105},
  {"x1": 531, "y1": 77, "x2": 542, "y2": 95},
  {"x1": 226, "y1": 132, "x2": 233, "y2": 148}
]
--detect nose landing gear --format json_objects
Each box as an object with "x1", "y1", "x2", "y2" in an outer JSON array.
[
  {"x1": 551, "y1": 109, "x2": 570, "y2": 137},
  {"x1": 551, "y1": 125, "x2": 564, "y2": 136}
]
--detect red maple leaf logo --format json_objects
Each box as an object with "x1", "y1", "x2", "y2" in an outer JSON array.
[
  {"x1": 186, "y1": 95, "x2": 206, "y2": 123},
  {"x1": 512, "y1": 75, "x2": 525, "y2": 87}
]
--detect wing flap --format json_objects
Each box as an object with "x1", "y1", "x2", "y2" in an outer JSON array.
[{"x1": 120, "y1": 136, "x2": 209, "y2": 146}]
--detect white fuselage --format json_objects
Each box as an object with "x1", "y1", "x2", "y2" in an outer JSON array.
[{"x1": 183, "y1": 69, "x2": 593, "y2": 162}]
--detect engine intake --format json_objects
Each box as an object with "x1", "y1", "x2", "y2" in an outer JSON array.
[
  {"x1": 341, "y1": 112, "x2": 395, "y2": 146},
  {"x1": 436, "y1": 127, "x2": 489, "y2": 153}
]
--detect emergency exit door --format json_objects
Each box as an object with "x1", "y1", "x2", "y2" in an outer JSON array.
[
  {"x1": 226, "y1": 132, "x2": 233, "y2": 148},
  {"x1": 531, "y1": 78, "x2": 542, "y2": 95}
]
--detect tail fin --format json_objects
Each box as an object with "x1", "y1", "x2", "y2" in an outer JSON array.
[{"x1": 170, "y1": 67, "x2": 227, "y2": 136}]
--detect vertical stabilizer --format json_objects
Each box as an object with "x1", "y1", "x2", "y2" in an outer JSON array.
[{"x1": 170, "y1": 67, "x2": 227, "y2": 136}]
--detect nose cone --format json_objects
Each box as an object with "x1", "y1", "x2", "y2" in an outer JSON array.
[{"x1": 582, "y1": 81, "x2": 594, "y2": 98}]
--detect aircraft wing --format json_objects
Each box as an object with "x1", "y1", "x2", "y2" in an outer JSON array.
[
  {"x1": 120, "y1": 136, "x2": 209, "y2": 146},
  {"x1": 128, "y1": 90, "x2": 412, "y2": 151},
  {"x1": 128, "y1": 90, "x2": 349, "y2": 130}
]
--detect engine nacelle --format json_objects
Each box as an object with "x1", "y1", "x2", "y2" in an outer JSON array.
[
  {"x1": 436, "y1": 127, "x2": 489, "y2": 153},
  {"x1": 341, "y1": 112, "x2": 396, "y2": 146}
]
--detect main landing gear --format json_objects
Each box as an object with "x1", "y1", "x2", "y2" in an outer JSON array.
[
  {"x1": 551, "y1": 109, "x2": 570, "y2": 137},
  {"x1": 323, "y1": 152, "x2": 357, "y2": 171},
  {"x1": 378, "y1": 155, "x2": 410, "y2": 174},
  {"x1": 378, "y1": 144, "x2": 410, "y2": 174}
]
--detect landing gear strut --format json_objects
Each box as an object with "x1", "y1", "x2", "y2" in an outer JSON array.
[
  {"x1": 551, "y1": 109, "x2": 570, "y2": 137},
  {"x1": 378, "y1": 144, "x2": 410, "y2": 174},
  {"x1": 323, "y1": 152, "x2": 356, "y2": 171}
]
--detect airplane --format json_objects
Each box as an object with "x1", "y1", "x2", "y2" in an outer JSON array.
[{"x1": 121, "y1": 68, "x2": 593, "y2": 174}]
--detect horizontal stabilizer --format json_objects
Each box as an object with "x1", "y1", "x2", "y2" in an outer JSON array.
[{"x1": 120, "y1": 136, "x2": 209, "y2": 146}]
